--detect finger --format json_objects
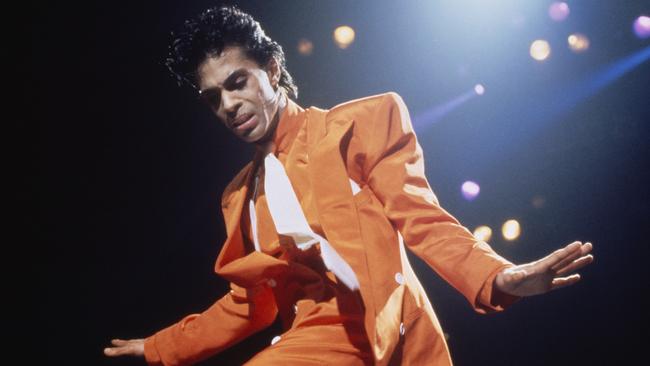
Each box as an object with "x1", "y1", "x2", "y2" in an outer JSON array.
[
  {"x1": 556, "y1": 255, "x2": 594, "y2": 276},
  {"x1": 540, "y1": 241, "x2": 582, "y2": 271},
  {"x1": 111, "y1": 339, "x2": 127, "y2": 346},
  {"x1": 551, "y1": 274, "x2": 581, "y2": 291},
  {"x1": 550, "y1": 244, "x2": 586, "y2": 272},
  {"x1": 551, "y1": 242, "x2": 592, "y2": 272},
  {"x1": 104, "y1": 347, "x2": 125, "y2": 357},
  {"x1": 105, "y1": 345, "x2": 138, "y2": 357}
]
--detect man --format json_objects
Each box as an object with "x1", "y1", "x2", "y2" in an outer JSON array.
[{"x1": 105, "y1": 5, "x2": 594, "y2": 365}]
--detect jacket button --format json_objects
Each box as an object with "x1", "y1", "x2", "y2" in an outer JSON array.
[
  {"x1": 399, "y1": 322, "x2": 405, "y2": 336},
  {"x1": 394, "y1": 272, "x2": 405, "y2": 285},
  {"x1": 267, "y1": 279, "x2": 277, "y2": 288},
  {"x1": 271, "y1": 335, "x2": 282, "y2": 345},
  {"x1": 293, "y1": 304, "x2": 298, "y2": 314}
]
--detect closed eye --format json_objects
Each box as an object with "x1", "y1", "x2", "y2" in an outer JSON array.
[
  {"x1": 228, "y1": 75, "x2": 247, "y2": 90},
  {"x1": 198, "y1": 68, "x2": 249, "y2": 107}
]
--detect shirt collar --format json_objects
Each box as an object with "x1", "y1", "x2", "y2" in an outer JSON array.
[
  {"x1": 252, "y1": 97, "x2": 305, "y2": 172},
  {"x1": 272, "y1": 97, "x2": 305, "y2": 155}
]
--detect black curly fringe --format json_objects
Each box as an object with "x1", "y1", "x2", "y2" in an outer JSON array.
[{"x1": 164, "y1": 5, "x2": 298, "y2": 98}]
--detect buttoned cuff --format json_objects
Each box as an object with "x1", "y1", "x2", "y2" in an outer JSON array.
[{"x1": 143, "y1": 335, "x2": 163, "y2": 366}]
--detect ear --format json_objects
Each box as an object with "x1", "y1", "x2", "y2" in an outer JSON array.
[{"x1": 265, "y1": 57, "x2": 281, "y2": 88}]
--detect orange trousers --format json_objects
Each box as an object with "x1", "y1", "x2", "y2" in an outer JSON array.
[
  {"x1": 245, "y1": 322, "x2": 373, "y2": 365},
  {"x1": 244, "y1": 256, "x2": 374, "y2": 365}
]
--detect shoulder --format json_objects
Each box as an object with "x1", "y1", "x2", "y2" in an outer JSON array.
[{"x1": 327, "y1": 91, "x2": 407, "y2": 121}]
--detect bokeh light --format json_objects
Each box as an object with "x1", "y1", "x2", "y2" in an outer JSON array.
[
  {"x1": 531, "y1": 195, "x2": 546, "y2": 209},
  {"x1": 473, "y1": 226, "x2": 493, "y2": 242},
  {"x1": 530, "y1": 39, "x2": 551, "y2": 61},
  {"x1": 568, "y1": 33, "x2": 590, "y2": 53},
  {"x1": 461, "y1": 181, "x2": 480, "y2": 200},
  {"x1": 548, "y1": 2, "x2": 570, "y2": 22},
  {"x1": 297, "y1": 38, "x2": 314, "y2": 55},
  {"x1": 502, "y1": 219, "x2": 521, "y2": 241},
  {"x1": 633, "y1": 15, "x2": 650, "y2": 39},
  {"x1": 333, "y1": 25, "x2": 355, "y2": 49},
  {"x1": 474, "y1": 84, "x2": 485, "y2": 95}
]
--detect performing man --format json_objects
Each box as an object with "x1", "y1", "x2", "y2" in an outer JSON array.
[{"x1": 105, "y1": 5, "x2": 594, "y2": 365}]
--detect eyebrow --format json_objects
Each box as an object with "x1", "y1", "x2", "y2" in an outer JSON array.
[{"x1": 198, "y1": 68, "x2": 248, "y2": 95}]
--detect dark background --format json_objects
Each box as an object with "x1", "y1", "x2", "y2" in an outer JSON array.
[{"x1": 36, "y1": 1, "x2": 649, "y2": 365}]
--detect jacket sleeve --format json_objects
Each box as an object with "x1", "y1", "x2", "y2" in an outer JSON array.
[
  {"x1": 143, "y1": 282, "x2": 277, "y2": 366},
  {"x1": 361, "y1": 92, "x2": 521, "y2": 314}
]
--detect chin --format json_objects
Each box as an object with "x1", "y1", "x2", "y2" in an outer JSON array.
[{"x1": 242, "y1": 130, "x2": 265, "y2": 144}]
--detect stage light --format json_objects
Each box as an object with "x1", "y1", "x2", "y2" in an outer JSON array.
[
  {"x1": 413, "y1": 87, "x2": 478, "y2": 128},
  {"x1": 502, "y1": 219, "x2": 521, "y2": 241},
  {"x1": 333, "y1": 25, "x2": 355, "y2": 49},
  {"x1": 473, "y1": 226, "x2": 493, "y2": 242},
  {"x1": 530, "y1": 40, "x2": 551, "y2": 61},
  {"x1": 474, "y1": 84, "x2": 485, "y2": 95},
  {"x1": 548, "y1": 2, "x2": 570, "y2": 22},
  {"x1": 531, "y1": 195, "x2": 546, "y2": 209},
  {"x1": 568, "y1": 33, "x2": 590, "y2": 53},
  {"x1": 633, "y1": 15, "x2": 650, "y2": 39},
  {"x1": 461, "y1": 181, "x2": 480, "y2": 201},
  {"x1": 297, "y1": 38, "x2": 313, "y2": 56}
]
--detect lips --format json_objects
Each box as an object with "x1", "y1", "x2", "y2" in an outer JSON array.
[
  {"x1": 234, "y1": 114, "x2": 258, "y2": 133},
  {"x1": 231, "y1": 113, "x2": 254, "y2": 128}
]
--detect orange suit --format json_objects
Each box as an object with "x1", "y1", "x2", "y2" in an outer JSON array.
[{"x1": 143, "y1": 92, "x2": 521, "y2": 365}]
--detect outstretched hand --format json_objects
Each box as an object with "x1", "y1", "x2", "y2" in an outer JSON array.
[
  {"x1": 104, "y1": 338, "x2": 145, "y2": 358},
  {"x1": 495, "y1": 241, "x2": 594, "y2": 297}
]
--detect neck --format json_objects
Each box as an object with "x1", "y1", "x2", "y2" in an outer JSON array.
[{"x1": 255, "y1": 90, "x2": 288, "y2": 155}]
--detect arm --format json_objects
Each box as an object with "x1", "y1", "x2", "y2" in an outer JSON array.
[
  {"x1": 104, "y1": 282, "x2": 277, "y2": 365},
  {"x1": 361, "y1": 92, "x2": 521, "y2": 314},
  {"x1": 142, "y1": 282, "x2": 277, "y2": 365},
  {"x1": 141, "y1": 170, "x2": 277, "y2": 364},
  {"x1": 105, "y1": 163, "x2": 279, "y2": 364}
]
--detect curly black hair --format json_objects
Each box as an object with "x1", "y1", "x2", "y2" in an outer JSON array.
[{"x1": 165, "y1": 5, "x2": 298, "y2": 99}]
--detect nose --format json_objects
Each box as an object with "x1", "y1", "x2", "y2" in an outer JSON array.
[{"x1": 221, "y1": 90, "x2": 241, "y2": 118}]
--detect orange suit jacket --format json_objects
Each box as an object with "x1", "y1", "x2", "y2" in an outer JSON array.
[{"x1": 144, "y1": 92, "x2": 521, "y2": 366}]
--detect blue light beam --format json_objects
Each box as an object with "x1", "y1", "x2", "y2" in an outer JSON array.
[{"x1": 413, "y1": 88, "x2": 478, "y2": 130}]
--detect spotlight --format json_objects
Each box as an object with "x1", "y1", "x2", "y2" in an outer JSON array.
[
  {"x1": 297, "y1": 38, "x2": 314, "y2": 56},
  {"x1": 531, "y1": 195, "x2": 546, "y2": 209},
  {"x1": 501, "y1": 219, "x2": 521, "y2": 241},
  {"x1": 474, "y1": 84, "x2": 485, "y2": 95},
  {"x1": 461, "y1": 181, "x2": 480, "y2": 201},
  {"x1": 568, "y1": 33, "x2": 590, "y2": 53},
  {"x1": 473, "y1": 226, "x2": 493, "y2": 242},
  {"x1": 333, "y1": 25, "x2": 355, "y2": 49},
  {"x1": 548, "y1": 2, "x2": 570, "y2": 22},
  {"x1": 633, "y1": 15, "x2": 650, "y2": 39},
  {"x1": 530, "y1": 40, "x2": 551, "y2": 61}
]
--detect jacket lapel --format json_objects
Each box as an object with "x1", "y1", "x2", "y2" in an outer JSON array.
[
  {"x1": 214, "y1": 161, "x2": 255, "y2": 272},
  {"x1": 306, "y1": 108, "x2": 370, "y2": 289},
  {"x1": 309, "y1": 112, "x2": 360, "y2": 256}
]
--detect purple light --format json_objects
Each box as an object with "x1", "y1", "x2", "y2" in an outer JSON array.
[
  {"x1": 461, "y1": 181, "x2": 480, "y2": 201},
  {"x1": 474, "y1": 84, "x2": 485, "y2": 95},
  {"x1": 548, "y1": 2, "x2": 570, "y2": 22},
  {"x1": 634, "y1": 16, "x2": 650, "y2": 39}
]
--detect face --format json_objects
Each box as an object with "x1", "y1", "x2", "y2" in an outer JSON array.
[{"x1": 197, "y1": 46, "x2": 282, "y2": 144}]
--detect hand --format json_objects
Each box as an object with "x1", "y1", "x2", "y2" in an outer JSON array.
[
  {"x1": 104, "y1": 338, "x2": 145, "y2": 358},
  {"x1": 495, "y1": 241, "x2": 594, "y2": 297}
]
